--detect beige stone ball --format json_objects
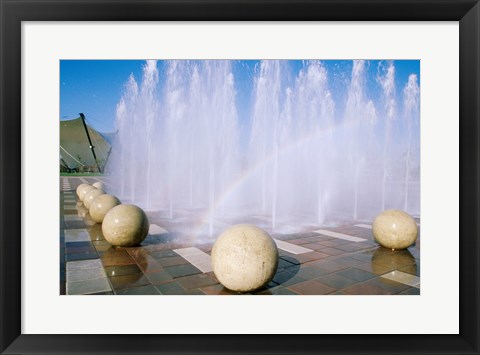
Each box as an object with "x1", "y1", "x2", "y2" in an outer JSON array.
[
  {"x1": 89, "y1": 194, "x2": 121, "y2": 223},
  {"x1": 79, "y1": 185, "x2": 96, "y2": 202},
  {"x1": 83, "y1": 188, "x2": 105, "y2": 209},
  {"x1": 211, "y1": 224, "x2": 279, "y2": 292},
  {"x1": 372, "y1": 209, "x2": 418, "y2": 250},
  {"x1": 76, "y1": 183, "x2": 90, "y2": 198},
  {"x1": 102, "y1": 204, "x2": 149, "y2": 247},
  {"x1": 92, "y1": 181, "x2": 105, "y2": 191}
]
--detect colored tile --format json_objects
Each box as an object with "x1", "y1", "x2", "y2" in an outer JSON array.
[
  {"x1": 313, "y1": 229, "x2": 367, "y2": 242},
  {"x1": 65, "y1": 252, "x2": 98, "y2": 262},
  {"x1": 66, "y1": 258, "x2": 103, "y2": 271},
  {"x1": 146, "y1": 270, "x2": 174, "y2": 285},
  {"x1": 342, "y1": 282, "x2": 391, "y2": 295},
  {"x1": 115, "y1": 285, "x2": 160, "y2": 295},
  {"x1": 67, "y1": 277, "x2": 111, "y2": 295},
  {"x1": 165, "y1": 263, "x2": 202, "y2": 278},
  {"x1": 109, "y1": 274, "x2": 151, "y2": 290},
  {"x1": 176, "y1": 273, "x2": 218, "y2": 290},
  {"x1": 337, "y1": 268, "x2": 376, "y2": 282},
  {"x1": 399, "y1": 287, "x2": 421, "y2": 295},
  {"x1": 157, "y1": 256, "x2": 190, "y2": 267},
  {"x1": 364, "y1": 277, "x2": 411, "y2": 294},
  {"x1": 67, "y1": 267, "x2": 107, "y2": 283},
  {"x1": 104, "y1": 264, "x2": 142, "y2": 277},
  {"x1": 274, "y1": 239, "x2": 313, "y2": 254},
  {"x1": 200, "y1": 284, "x2": 238, "y2": 295},
  {"x1": 381, "y1": 270, "x2": 420, "y2": 287},
  {"x1": 101, "y1": 255, "x2": 137, "y2": 267},
  {"x1": 174, "y1": 247, "x2": 213, "y2": 272},
  {"x1": 156, "y1": 281, "x2": 187, "y2": 295},
  {"x1": 316, "y1": 274, "x2": 359, "y2": 289},
  {"x1": 288, "y1": 280, "x2": 336, "y2": 295},
  {"x1": 64, "y1": 229, "x2": 90, "y2": 242}
]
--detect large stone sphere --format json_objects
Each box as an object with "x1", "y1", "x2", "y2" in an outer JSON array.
[
  {"x1": 92, "y1": 181, "x2": 105, "y2": 192},
  {"x1": 83, "y1": 188, "x2": 105, "y2": 209},
  {"x1": 211, "y1": 224, "x2": 279, "y2": 292},
  {"x1": 89, "y1": 194, "x2": 121, "y2": 223},
  {"x1": 102, "y1": 204, "x2": 149, "y2": 247},
  {"x1": 372, "y1": 209, "x2": 418, "y2": 250},
  {"x1": 76, "y1": 183, "x2": 90, "y2": 198},
  {"x1": 79, "y1": 185, "x2": 96, "y2": 202}
]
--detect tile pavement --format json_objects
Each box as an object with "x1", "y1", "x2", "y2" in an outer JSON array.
[{"x1": 60, "y1": 176, "x2": 421, "y2": 296}]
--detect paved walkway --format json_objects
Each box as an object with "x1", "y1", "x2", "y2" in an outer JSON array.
[{"x1": 60, "y1": 176, "x2": 420, "y2": 296}]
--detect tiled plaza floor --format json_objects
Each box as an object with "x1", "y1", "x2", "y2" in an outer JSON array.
[{"x1": 60, "y1": 176, "x2": 420, "y2": 296}]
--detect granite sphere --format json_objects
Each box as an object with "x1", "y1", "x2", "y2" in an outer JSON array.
[
  {"x1": 89, "y1": 194, "x2": 121, "y2": 223},
  {"x1": 83, "y1": 188, "x2": 105, "y2": 209},
  {"x1": 211, "y1": 224, "x2": 279, "y2": 292},
  {"x1": 76, "y1": 183, "x2": 90, "y2": 198},
  {"x1": 92, "y1": 181, "x2": 105, "y2": 191},
  {"x1": 102, "y1": 204, "x2": 149, "y2": 247},
  {"x1": 79, "y1": 185, "x2": 96, "y2": 202},
  {"x1": 372, "y1": 209, "x2": 418, "y2": 250}
]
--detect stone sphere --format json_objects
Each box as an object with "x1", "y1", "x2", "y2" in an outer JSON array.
[
  {"x1": 92, "y1": 181, "x2": 105, "y2": 191},
  {"x1": 211, "y1": 224, "x2": 279, "y2": 292},
  {"x1": 76, "y1": 183, "x2": 90, "y2": 197},
  {"x1": 83, "y1": 188, "x2": 105, "y2": 209},
  {"x1": 89, "y1": 194, "x2": 121, "y2": 223},
  {"x1": 372, "y1": 209, "x2": 418, "y2": 250},
  {"x1": 79, "y1": 185, "x2": 96, "y2": 202},
  {"x1": 102, "y1": 204, "x2": 149, "y2": 247}
]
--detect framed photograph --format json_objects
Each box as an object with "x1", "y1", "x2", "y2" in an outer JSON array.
[{"x1": 1, "y1": 0, "x2": 479, "y2": 354}]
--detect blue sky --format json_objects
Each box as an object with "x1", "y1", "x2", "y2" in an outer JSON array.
[{"x1": 60, "y1": 60, "x2": 420, "y2": 133}]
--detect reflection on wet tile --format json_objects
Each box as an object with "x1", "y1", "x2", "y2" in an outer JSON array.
[
  {"x1": 137, "y1": 255, "x2": 163, "y2": 274},
  {"x1": 146, "y1": 270, "x2": 174, "y2": 285},
  {"x1": 381, "y1": 270, "x2": 420, "y2": 287},
  {"x1": 109, "y1": 274, "x2": 151, "y2": 290},
  {"x1": 365, "y1": 277, "x2": 411, "y2": 294},
  {"x1": 104, "y1": 264, "x2": 142, "y2": 277},
  {"x1": 101, "y1": 255, "x2": 137, "y2": 267}
]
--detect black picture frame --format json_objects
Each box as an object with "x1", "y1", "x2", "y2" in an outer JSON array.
[{"x1": 1, "y1": 0, "x2": 479, "y2": 354}]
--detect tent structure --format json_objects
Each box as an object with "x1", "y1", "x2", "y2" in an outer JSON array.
[{"x1": 60, "y1": 114, "x2": 112, "y2": 173}]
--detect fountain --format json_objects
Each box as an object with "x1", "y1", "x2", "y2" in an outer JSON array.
[{"x1": 110, "y1": 59, "x2": 420, "y2": 238}]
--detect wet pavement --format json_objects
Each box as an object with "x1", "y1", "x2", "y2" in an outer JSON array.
[{"x1": 60, "y1": 176, "x2": 420, "y2": 296}]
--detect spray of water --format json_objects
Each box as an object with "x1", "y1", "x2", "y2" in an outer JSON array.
[{"x1": 110, "y1": 60, "x2": 420, "y2": 238}]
